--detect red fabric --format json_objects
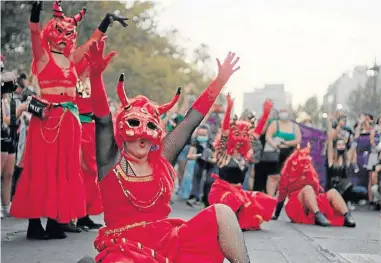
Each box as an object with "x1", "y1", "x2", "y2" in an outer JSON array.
[
  {"x1": 81, "y1": 122, "x2": 102, "y2": 215},
  {"x1": 278, "y1": 147, "x2": 321, "y2": 202},
  {"x1": 222, "y1": 103, "x2": 232, "y2": 130},
  {"x1": 11, "y1": 96, "x2": 86, "y2": 222},
  {"x1": 285, "y1": 191, "x2": 344, "y2": 226},
  {"x1": 253, "y1": 101, "x2": 272, "y2": 137},
  {"x1": 34, "y1": 53, "x2": 78, "y2": 91},
  {"x1": 279, "y1": 145, "x2": 344, "y2": 226},
  {"x1": 94, "y1": 158, "x2": 224, "y2": 263},
  {"x1": 208, "y1": 176, "x2": 277, "y2": 230},
  {"x1": 192, "y1": 79, "x2": 223, "y2": 116},
  {"x1": 90, "y1": 75, "x2": 110, "y2": 117}
]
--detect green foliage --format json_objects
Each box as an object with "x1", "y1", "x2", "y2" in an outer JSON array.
[
  {"x1": 1, "y1": 1, "x2": 212, "y2": 104},
  {"x1": 347, "y1": 76, "x2": 381, "y2": 117},
  {"x1": 297, "y1": 95, "x2": 322, "y2": 125}
]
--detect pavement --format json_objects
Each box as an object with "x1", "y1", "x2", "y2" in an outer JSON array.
[{"x1": 1, "y1": 200, "x2": 380, "y2": 263}]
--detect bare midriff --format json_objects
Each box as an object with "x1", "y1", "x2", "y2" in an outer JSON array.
[{"x1": 40, "y1": 86, "x2": 76, "y2": 98}]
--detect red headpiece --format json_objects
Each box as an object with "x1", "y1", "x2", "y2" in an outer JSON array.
[
  {"x1": 115, "y1": 74, "x2": 181, "y2": 150},
  {"x1": 216, "y1": 119, "x2": 251, "y2": 158},
  {"x1": 281, "y1": 143, "x2": 312, "y2": 176},
  {"x1": 41, "y1": 0, "x2": 86, "y2": 57}
]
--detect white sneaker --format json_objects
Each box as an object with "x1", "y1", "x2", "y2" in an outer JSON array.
[{"x1": 1, "y1": 209, "x2": 4, "y2": 219}]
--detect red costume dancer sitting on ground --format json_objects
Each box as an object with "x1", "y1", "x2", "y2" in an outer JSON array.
[
  {"x1": 208, "y1": 95, "x2": 277, "y2": 230},
  {"x1": 85, "y1": 38, "x2": 251, "y2": 262},
  {"x1": 272, "y1": 143, "x2": 356, "y2": 227},
  {"x1": 76, "y1": 77, "x2": 103, "y2": 230},
  {"x1": 10, "y1": 0, "x2": 127, "y2": 240}
]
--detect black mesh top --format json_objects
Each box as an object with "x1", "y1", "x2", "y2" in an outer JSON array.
[{"x1": 95, "y1": 108, "x2": 204, "y2": 180}]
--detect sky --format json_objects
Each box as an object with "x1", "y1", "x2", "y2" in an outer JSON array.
[{"x1": 151, "y1": 0, "x2": 381, "y2": 113}]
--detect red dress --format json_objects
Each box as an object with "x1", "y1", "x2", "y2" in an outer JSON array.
[
  {"x1": 208, "y1": 133, "x2": 277, "y2": 230},
  {"x1": 209, "y1": 175, "x2": 277, "y2": 230},
  {"x1": 10, "y1": 54, "x2": 86, "y2": 223},
  {"x1": 77, "y1": 97, "x2": 103, "y2": 215},
  {"x1": 278, "y1": 168, "x2": 344, "y2": 226},
  {"x1": 94, "y1": 159, "x2": 224, "y2": 263}
]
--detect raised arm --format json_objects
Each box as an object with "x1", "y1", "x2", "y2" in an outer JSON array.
[
  {"x1": 73, "y1": 12, "x2": 128, "y2": 63},
  {"x1": 85, "y1": 38, "x2": 118, "y2": 180},
  {"x1": 250, "y1": 100, "x2": 273, "y2": 163},
  {"x1": 161, "y1": 52, "x2": 240, "y2": 164},
  {"x1": 29, "y1": 1, "x2": 48, "y2": 73},
  {"x1": 253, "y1": 100, "x2": 273, "y2": 139}
]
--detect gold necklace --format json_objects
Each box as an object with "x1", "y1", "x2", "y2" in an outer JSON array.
[{"x1": 113, "y1": 167, "x2": 165, "y2": 210}]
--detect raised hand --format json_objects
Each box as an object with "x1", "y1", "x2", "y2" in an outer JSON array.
[
  {"x1": 263, "y1": 99, "x2": 273, "y2": 114},
  {"x1": 226, "y1": 93, "x2": 234, "y2": 108},
  {"x1": 108, "y1": 10, "x2": 128, "y2": 27},
  {"x1": 84, "y1": 37, "x2": 116, "y2": 75},
  {"x1": 216, "y1": 52, "x2": 240, "y2": 86}
]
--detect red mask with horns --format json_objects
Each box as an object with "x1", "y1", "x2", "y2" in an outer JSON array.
[
  {"x1": 115, "y1": 75, "x2": 181, "y2": 151},
  {"x1": 41, "y1": 0, "x2": 86, "y2": 57}
]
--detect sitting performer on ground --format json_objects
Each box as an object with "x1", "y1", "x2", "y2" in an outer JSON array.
[
  {"x1": 85, "y1": 38, "x2": 251, "y2": 263},
  {"x1": 208, "y1": 95, "x2": 277, "y2": 231},
  {"x1": 272, "y1": 143, "x2": 356, "y2": 227}
]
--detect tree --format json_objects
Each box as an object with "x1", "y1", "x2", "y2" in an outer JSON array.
[
  {"x1": 1, "y1": 1, "x2": 212, "y2": 104},
  {"x1": 296, "y1": 95, "x2": 321, "y2": 125},
  {"x1": 347, "y1": 76, "x2": 381, "y2": 117}
]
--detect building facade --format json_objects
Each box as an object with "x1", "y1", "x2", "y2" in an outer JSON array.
[{"x1": 243, "y1": 84, "x2": 292, "y2": 116}]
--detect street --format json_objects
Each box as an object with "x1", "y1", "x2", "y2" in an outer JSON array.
[{"x1": 1, "y1": 200, "x2": 380, "y2": 263}]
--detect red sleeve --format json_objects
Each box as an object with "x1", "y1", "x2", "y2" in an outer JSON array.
[
  {"x1": 222, "y1": 103, "x2": 233, "y2": 130},
  {"x1": 90, "y1": 75, "x2": 110, "y2": 117},
  {"x1": 192, "y1": 79, "x2": 224, "y2": 116}
]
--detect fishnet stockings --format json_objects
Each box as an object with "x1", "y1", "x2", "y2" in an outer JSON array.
[{"x1": 215, "y1": 204, "x2": 251, "y2": 263}]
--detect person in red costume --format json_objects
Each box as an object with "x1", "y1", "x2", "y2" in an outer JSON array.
[
  {"x1": 208, "y1": 95, "x2": 277, "y2": 231},
  {"x1": 272, "y1": 143, "x2": 356, "y2": 227},
  {"x1": 85, "y1": 38, "x2": 251, "y2": 262},
  {"x1": 10, "y1": 1, "x2": 127, "y2": 240},
  {"x1": 76, "y1": 76, "x2": 103, "y2": 230}
]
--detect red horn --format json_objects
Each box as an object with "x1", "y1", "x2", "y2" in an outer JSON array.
[
  {"x1": 73, "y1": 7, "x2": 87, "y2": 25},
  {"x1": 116, "y1": 74, "x2": 130, "y2": 109},
  {"x1": 156, "y1": 88, "x2": 181, "y2": 116},
  {"x1": 53, "y1": 0, "x2": 64, "y2": 18}
]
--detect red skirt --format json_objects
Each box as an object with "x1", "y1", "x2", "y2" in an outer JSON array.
[
  {"x1": 81, "y1": 122, "x2": 103, "y2": 215},
  {"x1": 94, "y1": 205, "x2": 224, "y2": 263},
  {"x1": 208, "y1": 177, "x2": 277, "y2": 230},
  {"x1": 10, "y1": 107, "x2": 86, "y2": 223},
  {"x1": 285, "y1": 190, "x2": 344, "y2": 226}
]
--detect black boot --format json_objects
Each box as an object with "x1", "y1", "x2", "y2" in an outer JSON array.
[
  {"x1": 26, "y1": 219, "x2": 49, "y2": 240},
  {"x1": 77, "y1": 215, "x2": 102, "y2": 230},
  {"x1": 46, "y1": 218, "x2": 67, "y2": 239},
  {"x1": 343, "y1": 212, "x2": 356, "y2": 228},
  {"x1": 314, "y1": 212, "x2": 331, "y2": 227},
  {"x1": 61, "y1": 221, "x2": 82, "y2": 233}
]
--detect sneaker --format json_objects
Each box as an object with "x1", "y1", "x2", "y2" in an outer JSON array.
[
  {"x1": 186, "y1": 198, "x2": 198, "y2": 208},
  {"x1": 0, "y1": 209, "x2": 3, "y2": 219},
  {"x1": 1, "y1": 205, "x2": 10, "y2": 218},
  {"x1": 352, "y1": 164, "x2": 360, "y2": 173}
]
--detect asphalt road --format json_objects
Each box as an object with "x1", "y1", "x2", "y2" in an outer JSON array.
[{"x1": 1, "y1": 201, "x2": 380, "y2": 263}]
